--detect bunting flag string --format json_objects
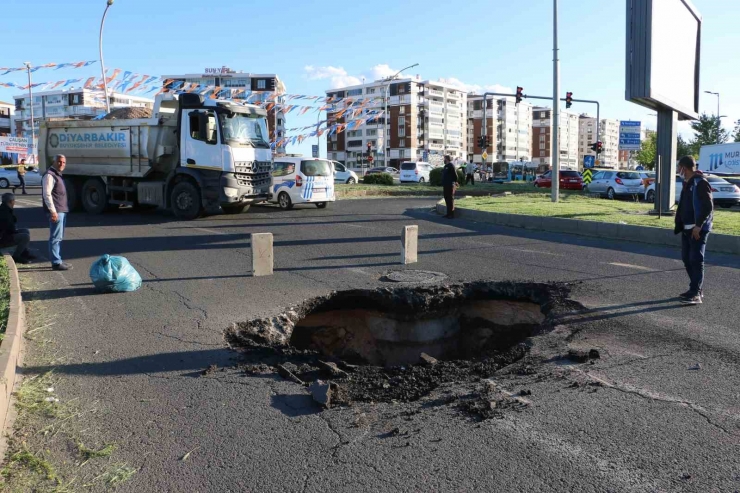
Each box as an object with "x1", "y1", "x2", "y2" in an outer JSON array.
[{"x1": 0, "y1": 60, "x2": 97, "y2": 77}]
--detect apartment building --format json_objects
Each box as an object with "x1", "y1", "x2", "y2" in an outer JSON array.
[
  {"x1": 467, "y1": 96, "x2": 533, "y2": 164},
  {"x1": 578, "y1": 116, "x2": 620, "y2": 169},
  {"x1": 0, "y1": 101, "x2": 13, "y2": 136},
  {"x1": 13, "y1": 89, "x2": 153, "y2": 140},
  {"x1": 325, "y1": 77, "x2": 467, "y2": 169},
  {"x1": 531, "y1": 107, "x2": 580, "y2": 170},
  {"x1": 163, "y1": 68, "x2": 287, "y2": 153}
]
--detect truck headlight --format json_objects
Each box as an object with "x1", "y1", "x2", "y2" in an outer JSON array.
[{"x1": 224, "y1": 187, "x2": 239, "y2": 198}]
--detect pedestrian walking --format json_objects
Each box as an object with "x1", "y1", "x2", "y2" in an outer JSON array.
[
  {"x1": 42, "y1": 154, "x2": 72, "y2": 271},
  {"x1": 674, "y1": 156, "x2": 713, "y2": 305},
  {"x1": 442, "y1": 155, "x2": 458, "y2": 219},
  {"x1": 0, "y1": 193, "x2": 37, "y2": 264},
  {"x1": 465, "y1": 163, "x2": 477, "y2": 186},
  {"x1": 13, "y1": 159, "x2": 28, "y2": 195}
]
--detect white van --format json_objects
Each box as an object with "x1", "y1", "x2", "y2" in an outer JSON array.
[
  {"x1": 270, "y1": 157, "x2": 336, "y2": 209},
  {"x1": 399, "y1": 161, "x2": 433, "y2": 183}
]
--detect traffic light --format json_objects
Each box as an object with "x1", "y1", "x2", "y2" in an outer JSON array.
[
  {"x1": 516, "y1": 87, "x2": 524, "y2": 104},
  {"x1": 478, "y1": 135, "x2": 486, "y2": 149},
  {"x1": 486, "y1": 135, "x2": 492, "y2": 147},
  {"x1": 597, "y1": 141, "x2": 603, "y2": 154},
  {"x1": 566, "y1": 92, "x2": 573, "y2": 109}
]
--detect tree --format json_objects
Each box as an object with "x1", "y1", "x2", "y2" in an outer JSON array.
[
  {"x1": 689, "y1": 113, "x2": 729, "y2": 153},
  {"x1": 733, "y1": 119, "x2": 740, "y2": 143},
  {"x1": 635, "y1": 131, "x2": 657, "y2": 170},
  {"x1": 677, "y1": 135, "x2": 696, "y2": 159}
]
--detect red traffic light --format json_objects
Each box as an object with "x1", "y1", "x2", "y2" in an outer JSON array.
[
  {"x1": 566, "y1": 92, "x2": 573, "y2": 109},
  {"x1": 516, "y1": 86, "x2": 524, "y2": 104}
]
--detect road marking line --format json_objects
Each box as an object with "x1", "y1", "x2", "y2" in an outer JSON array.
[
  {"x1": 14, "y1": 199, "x2": 39, "y2": 207},
  {"x1": 607, "y1": 262, "x2": 653, "y2": 271},
  {"x1": 506, "y1": 247, "x2": 564, "y2": 256},
  {"x1": 188, "y1": 227, "x2": 225, "y2": 235}
]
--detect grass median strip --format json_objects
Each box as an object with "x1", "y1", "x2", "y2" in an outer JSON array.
[
  {"x1": 459, "y1": 193, "x2": 740, "y2": 236},
  {"x1": 337, "y1": 181, "x2": 555, "y2": 197}
]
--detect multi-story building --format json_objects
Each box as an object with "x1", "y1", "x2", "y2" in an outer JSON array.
[
  {"x1": 578, "y1": 116, "x2": 620, "y2": 169},
  {"x1": 531, "y1": 107, "x2": 580, "y2": 170},
  {"x1": 13, "y1": 88, "x2": 153, "y2": 140},
  {"x1": 325, "y1": 77, "x2": 467, "y2": 169},
  {"x1": 162, "y1": 68, "x2": 287, "y2": 154},
  {"x1": 467, "y1": 96, "x2": 532, "y2": 164},
  {"x1": 0, "y1": 101, "x2": 13, "y2": 136}
]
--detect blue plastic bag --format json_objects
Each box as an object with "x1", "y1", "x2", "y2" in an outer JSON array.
[{"x1": 89, "y1": 254, "x2": 142, "y2": 293}]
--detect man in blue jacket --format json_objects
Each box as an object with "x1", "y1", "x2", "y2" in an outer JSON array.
[{"x1": 674, "y1": 156, "x2": 713, "y2": 305}]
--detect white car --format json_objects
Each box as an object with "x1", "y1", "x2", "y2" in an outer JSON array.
[
  {"x1": 645, "y1": 175, "x2": 740, "y2": 208},
  {"x1": 399, "y1": 161, "x2": 433, "y2": 183},
  {"x1": 0, "y1": 167, "x2": 43, "y2": 189},
  {"x1": 586, "y1": 170, "x2": 644, "y2": 199},
  {"x1": 331, "y1": 161, "x2": 359, "y2": 184},
  {"x1": 269, "y1": 157, "x2": 335, "y2": 210}
]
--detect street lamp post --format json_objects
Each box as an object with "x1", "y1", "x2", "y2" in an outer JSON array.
[
  {"x1": 551, "y1": 0, "x2": 560, "y2": 203},
  {"x1": 383, "y1": 63, "x2": 418, "y2": 167},
  {"x1": 99, "y1": 0, "x2": 114, "y2": 114},
  {"x1": 23, "y1": 62, "x2": 36, "y2": 164},
  {"x1": 705, "y1": 90, "x2": 720, "y2": 144}
]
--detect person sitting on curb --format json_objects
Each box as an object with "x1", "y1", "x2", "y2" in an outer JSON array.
[{"x1": 0, "y1": 193, "x2": 37, "y2": 264}]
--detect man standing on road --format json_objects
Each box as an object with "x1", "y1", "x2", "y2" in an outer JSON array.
[
  {"x1": 465, "y1": 162, "x2": 477, "y2": 186},
  {"x1": 442, "y1": 155, "x2": 458, "y2": 219},
  {"x1": 42, "y1": 154, "x2": 72, "y2": 271},
  {"x1": 0, "y1": 193, "x2": 37, "y2": 264},
  {"x1": 674, "y1": 156, "x2": 713, "y2": 305},
  {"x1": 13, "y1": 159, "x2": 28, "y2": 195}
]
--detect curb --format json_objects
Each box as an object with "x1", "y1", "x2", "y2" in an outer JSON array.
[
  {"x1": 0, "y1": 255, "x2": 25, "y2": 438},
  {"x1": 337, "y1": 188, "x2": 506, "y2": 199},
  {"x1": 435, "y1": 202, "x2": 740, "y2": 255}
]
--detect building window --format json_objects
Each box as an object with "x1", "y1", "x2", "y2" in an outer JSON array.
[
  {"x1": 367, "y1": 88, "x2": 376, "y2": 94},
  {"x1": 257, "y1": 80, "x2": 266, "y2": 90},
  {"x1": 398, "y1": 127, "x2": 406, "y2": 137},
  {"x1": 399, "y1": 140, "x2": 406, "y2": 148},
  {"x1": 398, "y1": 116, "x2": 405, "y2": 126},
  {"x1": 347, "y1": 88, "x2": 363, "y2": 96},
  {"x1": 400, "y1": 106, "x2": 405, "y2": 114}
]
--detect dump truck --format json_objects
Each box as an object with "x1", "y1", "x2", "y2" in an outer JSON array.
[{"x1": 38, "y1": 93, "x2": 272, "y2": 219}]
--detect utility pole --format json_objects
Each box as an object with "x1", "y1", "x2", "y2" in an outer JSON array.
[
  {"x1": 99, "y1": 0, "x2": 114, "y2": 113},
  {"x1": 23, "y1": 62, "x2": 36, "y2": 164},
  {"x1": 552, "y1": 0, "x2": 560, "y2": 202},
  {"x1": 704, "y1": 90, "x2": 720, "y2": 143}
]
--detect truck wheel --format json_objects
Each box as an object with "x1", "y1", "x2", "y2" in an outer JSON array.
[
  {"x1": 222, "y1": 204, "x2": 250, "y2": 214},
  {"x1": 171, "y1": 181, "x2": 202, "y2": 220},
  {"x1": 315, "y1": 202, "x2": 328, "y2": 209},
  {"x1": 81, "y1": 178, "x2": 109, "y2": 214},
  {"x1": 278, "y1": 192, "x2": 293, "y2": 210},
  {"x1": 65, "y1": 178, "x2": 82, "y2": 212}
]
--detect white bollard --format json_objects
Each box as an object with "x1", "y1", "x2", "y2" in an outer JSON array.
[
  {"x1": 251, "y1": 233, "x2": 274, "y2": 276},
  {"x1": 401, "y1": 225, "x2": 418, "y2": 265}
]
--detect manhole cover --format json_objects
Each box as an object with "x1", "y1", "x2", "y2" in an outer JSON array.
[{"x1": 382, "y1": 270, "x2": 448, "y2": 284}]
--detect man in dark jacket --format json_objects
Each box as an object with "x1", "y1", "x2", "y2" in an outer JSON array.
[
  {"x1": 441, "y1": 155, "x2": 458, "y2": 219},
  {"x1": 674, "y1": 156, "x2": 713, "y2": 305},
  {"x1": 0, "y1": 193, "x2": 36, "y2": 264}
]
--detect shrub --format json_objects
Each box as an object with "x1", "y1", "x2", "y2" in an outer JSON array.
[
  {"x1": 429, "y1": 167, "x2": 443, "y2": 186},
  {"x1": 429, "y1": 167, "x2": 466, "y2": 187},
  {"x1": 363, "y1": 173, "x2": 394, "y2": 186}
]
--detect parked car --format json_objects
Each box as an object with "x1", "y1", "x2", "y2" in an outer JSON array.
[
  {"x1": 0, "y1": 167, "x2": 43, "y2": 189},
  {"x1": 533, "y1": 170, "x2": 584, "y2": 190},
  {"x1": 639, "y1": 171, "x2": 656, "y2": 188},
  {"x1": 366, "y1": 166, "x2": 398, "y2": 176},
  {"x1": 331, "y1": 161, "x2": 359, "y2": 184},
  {"x1": 644, "y1": 176, "x2": 683, "y2": 203},
  {"x1": 586, "y1": 170, "x2": 644, "y2": 199},
  {"x1": 399, "y1": 161, "x2": 433, "y2": 183}
]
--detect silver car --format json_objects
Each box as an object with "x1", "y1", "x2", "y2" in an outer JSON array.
[
  {"x1": 586, "y1": 170, "x2": 644, "y2": 199},
  {"x1": 0, "y1": 167, "x2": 43, "y2": 189}
]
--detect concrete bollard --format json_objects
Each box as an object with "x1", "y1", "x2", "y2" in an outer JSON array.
[
  {"x1": 401, "y1": 225, "x2": 418, "y2": 265},
  {"x1": 251, "y1": 233, "x2": 274, "y2": 276}
]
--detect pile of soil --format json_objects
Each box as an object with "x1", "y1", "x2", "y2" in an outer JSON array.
[{"x1": 102, "y1": 107, "x2": 152, "y2": 120}]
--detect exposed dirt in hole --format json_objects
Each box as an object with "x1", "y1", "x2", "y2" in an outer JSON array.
[{"x1": 226, "y1": 281, "x2": 582, "y2": 408}]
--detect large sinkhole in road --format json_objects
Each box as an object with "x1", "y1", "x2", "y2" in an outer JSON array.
[
  {"x1": 228, "y1": 282, "x2": 562, "y2": 369},
  {"x1": 291, "y1": 299, "x2": 544, "y2": 367}
]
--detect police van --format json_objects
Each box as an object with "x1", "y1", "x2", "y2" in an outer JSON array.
[{"x1": 269, "y1": 156, "x2": 336, "y2": 209}]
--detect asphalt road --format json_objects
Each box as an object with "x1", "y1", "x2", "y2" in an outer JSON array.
[{"x1": 11, "y1": 190, "x2": 740, "y2": 492}]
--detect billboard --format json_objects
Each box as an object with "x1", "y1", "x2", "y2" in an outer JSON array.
[
  {"x1": 0, "y1": 136, "x2": 30, "y2": 154},
  {"x1": 619, "y1": 121, "x2": 642, "y2": 150},
  {"x1": 625, "y1": 0, "x2": 701, "y2": 120}
]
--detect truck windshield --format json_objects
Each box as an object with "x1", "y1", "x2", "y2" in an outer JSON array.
[{"x1": 219, "y1": 113, "x2": 269, "y2": 148}]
